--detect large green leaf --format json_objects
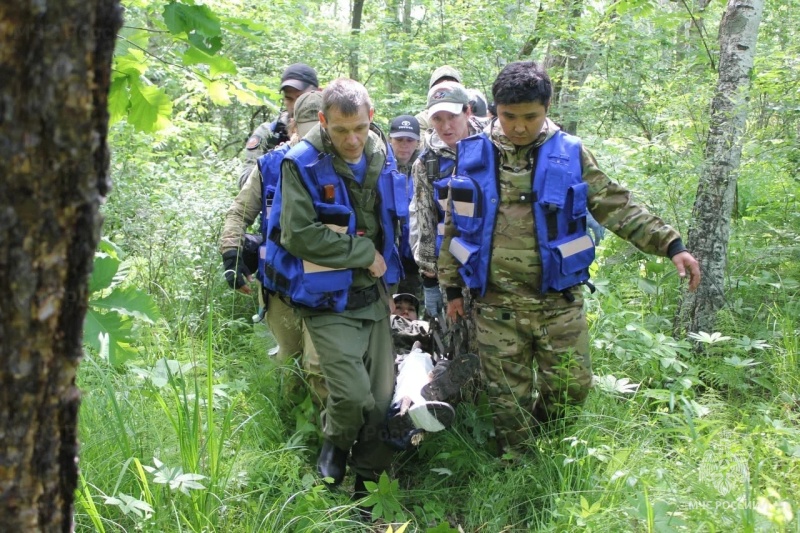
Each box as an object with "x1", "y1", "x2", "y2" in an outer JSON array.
[
  {"x1": 108, "y1": 76, "x2": 130, "y2": 126},
  {"x1": 89, "y1": 254, "x2": 121, "y2": 294},
  {"x1": 91, "y1": 286, "x2": 160, "y2": 324},
  {"x1": 163, "y1": 2, "x2": 221, "y2": 38},
  {"x1": 182, "y1": 47, "x2": 237, "y2": 77},
  {"x1": 128, "y1": 80, "x2": 173, "y2": 132},
  {"x1": 163, "y1": 1, "x2": 222, "y2": 54},
  {"x1": 83, "y1": 309, "x2": 137, "y2": 367}
]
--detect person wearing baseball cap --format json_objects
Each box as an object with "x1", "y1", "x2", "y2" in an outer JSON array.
[
  {"x1": 238, "y1": 63, "x2": 320, "y2": 189},
  {"x1": 428, "y1": 65, "x2": 463, "y2": 89},
  {"x1": 388, "y1": 115, "x2": 420, "y2": 170},
  {"x1": 220, "y1": 90, "x2": 328, "y2": 411},
  {"x1": 389, "y1": 115, "x2": 423, "y2": 300},
  {"x1": 409, "y1": 81, "x2": 484, "y2": 318},
  {"x1": 416, "y1": 65, "x2": 464, "y2": 131}
]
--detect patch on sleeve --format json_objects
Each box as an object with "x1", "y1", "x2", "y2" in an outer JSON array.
[{"x1": 246, "y1": 135, "x2": 262, "y2": 150}]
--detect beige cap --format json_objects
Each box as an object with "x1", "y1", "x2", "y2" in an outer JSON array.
[{"x1": 294, "y1": 91, "x2": 323, "y2": 137}]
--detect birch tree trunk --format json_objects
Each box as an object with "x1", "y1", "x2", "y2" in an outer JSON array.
[
  {"x1": 0, "y1": 1, "x2": 122, "y2": 530},
  {"x1": 676, "y1": 0, "x2": 765, "y2": 335}
]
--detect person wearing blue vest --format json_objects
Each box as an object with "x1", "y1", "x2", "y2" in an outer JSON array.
[
  {"x1": 409, "y1": 81, "x2": 484, "y2": 317},
  {"x1": 388, "y1": 115, "x2": 422, "y2": 299},
  {"x1": 438, "y1": 61, "x2": 701, "y2": 451},
  {"x1": 270, "y1": 78, "x2": 405, "y2": 501},
  {"x1": 220, "y1": 92, "x2": 328, "y2": 405}
]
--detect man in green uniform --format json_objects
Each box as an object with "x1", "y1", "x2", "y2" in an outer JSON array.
[
  {"x1": 278, "y1": 78, "x2": 398, "y2": 495},
  {"x1": 438, "y1": 61, "x2": 701, "y2": 450}
]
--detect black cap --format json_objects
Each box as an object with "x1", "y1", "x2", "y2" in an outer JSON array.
[
  {"x1": 468, "y1": 89, "x2": 488, "y2": 117},
  {"x1": 389, "y1": 115, "x2": 420, "y2": 141},
  {"x1": 280, "y1": 63, "x2": 318, "y2": 92},
  {"x1": 393, "y1": 293, "x2": 420, "y2": 309}
]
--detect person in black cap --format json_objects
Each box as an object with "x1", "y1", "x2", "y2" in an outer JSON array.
[
  {"x1": 389, "y1": 115, "x2": 423, "y2": 299},
  {"x1": 237, "y1": 63, "x2": 319, "y2": 188}
]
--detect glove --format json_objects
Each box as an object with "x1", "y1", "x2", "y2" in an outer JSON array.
[
  {"x1": 423, "y1": 285, "x2": 443, "y2": 317},
  {"x1": 222, "y1": 249, "x2": 251, "y2": 290},
  {"x1": 587, "y1": 213, "x2": 605, "y2": 244}
]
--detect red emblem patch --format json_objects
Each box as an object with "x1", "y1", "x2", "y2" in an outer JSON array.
[{"x1": 246, "y1": 135, "x2": 261, "y2": 150}]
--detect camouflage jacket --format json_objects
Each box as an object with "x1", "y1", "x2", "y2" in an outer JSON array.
[
  {"x1": 219, "y1": 133, "x2": 300, "y2": 255},
  {"x1": 438, "y1": 118, "x2": 683, "y2": 308},
  {"x1": 238, "y1": 110, "x2": 290, "y2": 189},
  {"x1": 409, "y1": 116, "x2": 484, "y2": 274}
]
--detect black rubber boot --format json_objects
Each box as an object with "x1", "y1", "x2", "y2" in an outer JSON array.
[
  {"x1": 421, "y1": 352, "x2": 480, "y2": 403},
  {"x1": 316, "y1": 440, "x2": 348, "y2": 487}
]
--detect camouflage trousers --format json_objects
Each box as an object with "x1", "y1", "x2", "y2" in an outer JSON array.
[
  {"x1": 265, "y1": 292, "x2": 328, "y2": 406},
  {"x1": 474, "y1": 291, "x2": 592, "y2": 448}
]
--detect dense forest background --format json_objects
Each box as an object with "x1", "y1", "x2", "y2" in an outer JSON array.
[{"x1": 74, "y1": 0, "x2": 798, "y2": 530}]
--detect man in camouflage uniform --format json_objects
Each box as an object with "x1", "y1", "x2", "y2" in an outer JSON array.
[
  {"x1": 220, "y1": 92, "x2": 327, "y2": 404},
  {"x1": 415, "y1": 65, "x2": 463, "y2": 133},
  {"x1": 389, "y1": 115, "x2": 422, "y2": 298},
  {"x1": 438, "y1": 61, "x2": 700, "y2": 450},
  {"x1": 238, "y1": 63, "x2": 319, "y2": 188},
  {"x1": 410, "y1": 81, "x2": 483, "y2": 317}
]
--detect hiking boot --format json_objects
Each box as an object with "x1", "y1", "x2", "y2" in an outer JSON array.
[
  {"x1": 421, "y1": 352, "x2": 480, "y2": 403},
  {"x1": 316, "y1": 440, "x2": 348, "y2": 487}
]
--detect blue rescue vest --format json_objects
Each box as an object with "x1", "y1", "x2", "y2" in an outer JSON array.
[
  {"x1": 448, "y1": 130, "x2": 595, "y2": 296},
  {"x1": 398, "y1": 166, "x2": 415, "y2": 264},
  {"x1": 257, "y1": 143, "x2": 292, "y2": 237},
  {"x1": 259, "y1": 139, "x2": 407, "y2": 312}
]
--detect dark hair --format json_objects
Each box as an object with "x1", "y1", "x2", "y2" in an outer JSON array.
[{"x1": 491, "y1": 61, "x2": 552, "y2": 108}]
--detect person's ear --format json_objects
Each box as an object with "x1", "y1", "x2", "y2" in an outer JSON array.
[
  {"x1": 368, "y1": 107, "x2": 374, "y2": 122},
  {"x1": 318, "y1": 111, "x2": 327, "y2": 129}
]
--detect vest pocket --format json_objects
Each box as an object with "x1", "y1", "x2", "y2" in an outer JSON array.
[
  {"x1": 449, "y1": 175, "x2": 483, "y2": 236},
  {"x1": 449, "y1": 237, "x2": 482, "y2": 290},
  {"x1": 569, "y1": 182, "x2": 588, "y2": 219},
  {"x1": 546, "y1": 234, "x2": 595, "y2": 291}
]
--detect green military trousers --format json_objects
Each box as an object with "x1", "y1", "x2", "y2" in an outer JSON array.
[
  {"x1": 474, "y1": 290, "x2": 593, "y2": 448},
  {"x1": 303, "y1": 309, "x2": 395, "y2": 480},
  {"x1": 266, "y1": 292, "x2": 328, "y2": 405}
]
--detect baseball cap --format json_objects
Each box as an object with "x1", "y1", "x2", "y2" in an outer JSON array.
[
  {"x1": 467, "y1": 89, "x2": 488, "y2": 117},
  {"x1": 293, "y1": 91, "x2": 323, "y2": 137},
  {"x1": 426, "y1": 81, "x2": 470, "y2": 117},
  {"x1": 389, "y1": 115, "x2": 420, "y2": 140},
  {"x1": 280, "y1": 63, "x2": 318, "y2": 92},
  {"x1": 393, "y1": 293, "x2": 420, "y2": 309},
  {"x1": 429, "y1": 65, "x2": 463, "y2": 88}
]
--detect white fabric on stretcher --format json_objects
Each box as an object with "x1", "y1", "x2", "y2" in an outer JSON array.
[{"x1": 392, "y1": 346, "x2": 446, "y2": 432}]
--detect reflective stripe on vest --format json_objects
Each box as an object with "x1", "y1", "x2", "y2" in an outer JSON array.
[{"x1": 449, "y1": 131, "x2": 594, "y2": 295}]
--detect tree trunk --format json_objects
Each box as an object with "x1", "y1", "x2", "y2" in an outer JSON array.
[
  {"x1": 349, "y1": 0, "x2": 365, "y2": 81},
  {"x1": 541, "y1": 0, "x2": 599, "y2": 135},
  {"x1": 675, "y1": 0, "x2": 765, "y2": 335},
  {"x1": 0, "y1": 1, "x2": 122, "y2": 530}
]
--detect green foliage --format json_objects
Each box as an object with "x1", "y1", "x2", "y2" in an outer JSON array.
[
  {"x1": 72, "y1": 0, "x2": 800, "y2": 530},
  {"x1": 362, "y1": 473, "x2": 406, "y2": 523},
  {"x1": 84, "y1": 239, "x2": 160, "y2": 367}
]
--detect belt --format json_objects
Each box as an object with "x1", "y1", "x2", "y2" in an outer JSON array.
[{"x1": 345, "y1": 284, "x2": 380, "y2": 310}]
